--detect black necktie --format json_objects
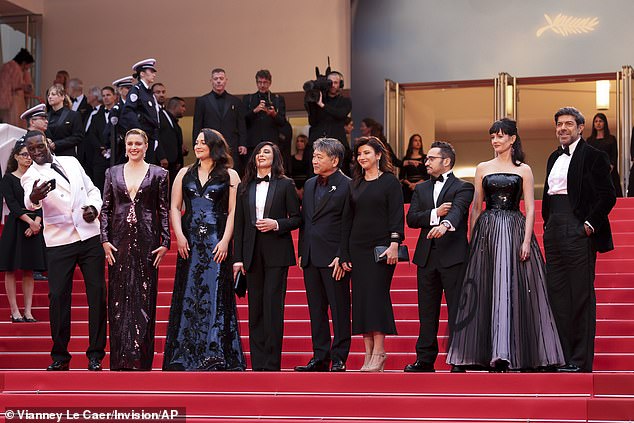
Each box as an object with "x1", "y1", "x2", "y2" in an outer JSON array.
[
  {"x1": 50, "y1": 162, "x2": 70, "y2": 183},
  {"x1": 432, "y1": 175, "x2": 444, "y2": 183},
  {"x1": 558, "y1": 145, "x2": 571, "y2": 156},
  {"x1": 256, "y1": 175, "x2": 270, "y2": 184},
  {"x1": 317, "y1": 176, "x2": 328, "y2": 186}
]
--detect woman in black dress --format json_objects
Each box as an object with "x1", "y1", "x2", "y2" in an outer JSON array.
[
  {"x1": 586, "y1": 113, "x2": 622, "y2": 197},
  {"x1": 400, "y1": 133, "x2": 429, "y2": 203},
  {"x1": 341, "y1": 136, "x2": 404, "y2": 372},
  {"x1": 100, "y1": 129, "x2": 170, "y2": 370},
  {"x1": 0, "y1": 141, "x2": 46, "y2": 322},
  {"x1": 289, "y1": 134, "x2": 310, "y2": 200},
  {"x1": 45, "y1": 84, "x2": 84, "y2": 158}
]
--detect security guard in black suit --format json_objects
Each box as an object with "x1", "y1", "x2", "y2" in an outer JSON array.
[
  {"x1": 109, "y1": 76, "x2": 134, "y2": 164},
  {"x1": 120, "y1": 59, "x2": 165, "y2": 165}
]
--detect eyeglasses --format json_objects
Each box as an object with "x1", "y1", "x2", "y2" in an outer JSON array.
[
  {"x1": 424, "y1": 155, "x2": 444, "y2": 162},
  {"x1": 17, "y1": 153, "x2": 31, "y2": 158}
]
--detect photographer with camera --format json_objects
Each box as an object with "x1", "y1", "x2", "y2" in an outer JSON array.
[
  {"x1": 243, "y1": 70, "x2": 287, "y2": 162},
  {"x1": 304, "y1": 71, "x2": 352, "y2": 174}
]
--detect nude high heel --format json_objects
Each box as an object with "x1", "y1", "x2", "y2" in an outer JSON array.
[
  {"x1": 368, "y1": 353, "x2": 387, "y2": 372},
  {"x1": 360, "y1": 353, "x2": 372, "y2": 371}
]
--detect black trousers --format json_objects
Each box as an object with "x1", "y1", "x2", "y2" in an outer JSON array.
[
  {"x1": 544, "y1": 196, "x2": 597, "y2": 372},
  {"x1": 246, "y1": 237, "x2": 288, "y2": 371},
  {"x1": 415, "y1": 251, "x2": 464, "y2": 365},
  {"x1": 303, "y1": 263, "x2": 351, "y2": 363},
  {"x1": 46, "y1": 235, "x2": 107, "y2": 362}
]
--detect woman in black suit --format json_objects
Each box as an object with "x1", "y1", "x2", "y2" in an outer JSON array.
[
  {"x1": 45, "y1": 84, "x2": 84, "y2": 158},
  {"x1": 233, "y1": 141, "x2": 302, "y2": 371}
]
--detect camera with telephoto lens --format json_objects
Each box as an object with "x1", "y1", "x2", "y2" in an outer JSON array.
[{"x1": 303, "y1": 59, "x2": 335, "y2": 103}]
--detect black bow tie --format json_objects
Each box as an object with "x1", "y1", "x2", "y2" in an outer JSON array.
[
  {"x1": 432, "y1": 175, "x2": 444, "y2": 183},
  {"x1": 557, "y1": 145, "x2": 571, "y2": 156},
  {"x1": 317, "y1": 176, "x2": 328, "y2": 186},
  {"x1": 256, "y1": 175, "x2": 270, "y2": 184},
  {"x1": 70, "y1": 97, "x2": 77, "y2": 103}
]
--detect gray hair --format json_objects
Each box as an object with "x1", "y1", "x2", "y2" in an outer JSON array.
[
  {"x1": 313, "y1": 137, "x2": 344, "y2": 167},
  {"x1": 68, "y1": 78, "x2": 83, "y2": 90},
  {"x1": 87, "y1": 86, "x2": 102, "y2": 102}
]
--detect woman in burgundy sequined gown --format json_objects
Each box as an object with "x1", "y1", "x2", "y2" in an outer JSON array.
[{"x1": 100, "y1": 129, "x2": 170, "y2": 370}]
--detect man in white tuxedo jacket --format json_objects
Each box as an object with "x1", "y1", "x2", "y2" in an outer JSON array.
[{"x1": 22, "y1": 130, "x2": 106, "y2": 371}]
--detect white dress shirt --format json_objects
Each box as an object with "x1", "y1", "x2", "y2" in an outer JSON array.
[
  {"x1": 547, "y1": 138, "x2": 580, "y2": 195},
  {"x1": 430, "y1": 171, "x2": 455, "y2": 230},
  {"x1": 255, "y1": 174, "x2": 271, "y2": 220}
]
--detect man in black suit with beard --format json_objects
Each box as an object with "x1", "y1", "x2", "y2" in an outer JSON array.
[
  {"x1": 193, "y1": 68, "x2": 247, "y2": 175},
  {"x1": 404, "y1": 141, "x2": 474, "y2": 372},
  {"x1": 295, "y1": 138, "x2": 352, "y2": 372},
  {"x1": 543, "y1": 106, "x2": 616, "y2": 373}
]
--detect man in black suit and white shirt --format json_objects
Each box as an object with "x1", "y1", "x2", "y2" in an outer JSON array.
[
  {"x1": 543, "y1": 106, "x2": 616, "y2": 372},
  {"x1": 22, "y1": 130, "x2": 106, "y2": 372},
  {"x1": 295, "y1": 138, "x2": 352, "y2": 372},
  {"x1": 404, "y1": 141, "x2": 474, "y2": 372},
  {"x1": 193, "y1": 68, "x2": 247, "y2": 174}
]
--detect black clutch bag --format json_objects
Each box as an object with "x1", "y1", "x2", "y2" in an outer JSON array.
[
  {"x1": 373, "y1": 245, "x2": 410, "y2": 263},
  {"x1": 234, "y1": 271, "x2": 247, "y2": 298}
]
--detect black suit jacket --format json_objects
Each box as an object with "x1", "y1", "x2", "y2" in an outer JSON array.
[
  {"x1": 157, "y1": 109, "x2": 183, "y2": 165},
  {"x1": 74, "y1": 96, "x2": 93, "y2": 126},
  {"x1": 192, "y1": 91, "x2": 246, "y2": 151},
  {"x1": 542, "y1": 138, "x2": 616, "y2": 253},
  {"x1": 298, "y1": 170, "x2": 352, "y2": 268},
  {"x1": 407, "y1": 174, "x2": 474, "y2": 268},
  {"x1": 234, "y1": 176, "x2": 302, "y2": 271},
  {"x1": 243, "y1": 91, "x2": 287, "y2": 148},
  {"x1": 46, "y1": 107, "x2": 84, "y2": 157}
]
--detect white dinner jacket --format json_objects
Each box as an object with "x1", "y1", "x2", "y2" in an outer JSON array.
[{"x1": 22, "y1": 155, "x2": 102, "y2": 247}]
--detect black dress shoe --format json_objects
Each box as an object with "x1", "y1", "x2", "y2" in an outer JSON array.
[
  {"x1": 557, "y1": 363, "x2": 582, "y2": 373},
  {"x1": 294, "y1": 358, "x2": 331, "y2": 372},
  {"x1": 33, "y1": 272, "x2": 48, "y2": 280},
  {"x1": 404, "y1": 361, "x2": 435, "y2": 372},
  {"x1": 47, "y1": 360, "x2": 70, "y2": 371},
  {"x1": 331, "y1": 360, "x2": 346, "y2": 372},
  {"x1": 450, "y1": 365, "x2": 466, "y2": 373},
  {"x1": 87, "y1": 358, "x2": 102, "y2": 371}
]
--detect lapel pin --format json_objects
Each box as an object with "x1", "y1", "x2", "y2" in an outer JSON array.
[{"x1": 329, "y1": 186, "x2": 337, "y2": 193}]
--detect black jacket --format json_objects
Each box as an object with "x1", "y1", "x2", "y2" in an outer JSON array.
[
  {"x1": 542, "y1": 138, "x2": 616, "y2": 253},
  {"x1": 192, "y1": 91, "x2": 246, "y2": 152},
  {"x1": 407, "y1": 174, "x2": 474, "y2": 268}
]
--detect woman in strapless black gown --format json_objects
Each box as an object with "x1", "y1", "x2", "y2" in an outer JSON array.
[{"x1": 447, "y1": 118, "x2": 564, "y2": 371}]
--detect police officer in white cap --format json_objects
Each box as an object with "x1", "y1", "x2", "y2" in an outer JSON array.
[
  {"x1": 20, "y1": 103, "x2": 49, "y2": 133},
  {"x1": 107, "y1": 76, "x2": 134, "y2": 164},
  {"x1": 120, "y1": 59, "x2": 165, "y2": 166},
  {"x1": 112, "y1": 76, "x2": 134, "y2": 104}
]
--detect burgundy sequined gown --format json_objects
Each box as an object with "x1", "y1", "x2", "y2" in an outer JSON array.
[{"x1": 100, "y1": 164, "x2": 170, "y2": 370}]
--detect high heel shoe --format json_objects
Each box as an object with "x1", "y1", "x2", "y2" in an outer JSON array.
[
  {"x1": 360, "y1": 353, "x2": 372, "y2": 371},
  {"x1": 10, "y1": 315, "x2": 24, "y2": 323},
  {"x1": 367, "y1": 353, "x2": 387, "y2": 372}
]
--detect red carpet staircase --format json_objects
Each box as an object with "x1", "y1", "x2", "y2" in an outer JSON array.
[{"x1": 1, "y1": 198, "x2": 634, "y2": 422}]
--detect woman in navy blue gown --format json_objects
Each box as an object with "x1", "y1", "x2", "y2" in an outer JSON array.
[{"x1": 163, "y1": 128, "x2": 245, "y2": 371}]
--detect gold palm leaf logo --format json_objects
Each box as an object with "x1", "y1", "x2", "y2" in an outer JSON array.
[{"x1": 536, "y1": 13, "x2": 599, "y2": 37}]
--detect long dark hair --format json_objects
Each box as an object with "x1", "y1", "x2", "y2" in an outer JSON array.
[
  {"x1": 489, "y1": 118, "x2": 525, "y2": 166},
  {"x1": 405, "y1": 133, "x2": 424, "y2": 157},
  {"x1": 240, "y1": 141, "x2": 285, "y2": 194},
  {"x1": 5, "y1": 140, "x2": 27, "y2": 173},
  {"x1": 352, "y1": 136, "x2": 394, "y2": 185},
  {"x1": 185, "y1": 128, "x2": 233, "y2": 182},
  {"x1": 588, "y1": 112, "x2": 612, "y2": 141}
]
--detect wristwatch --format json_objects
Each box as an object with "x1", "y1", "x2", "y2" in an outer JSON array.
[{"x1": 441, "y1": 221, "x2": 451, "y2": 229}]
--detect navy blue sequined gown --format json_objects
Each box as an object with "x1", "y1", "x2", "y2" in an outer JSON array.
[
  {"x1": 163, "y1": 171, "x2": 245, "y2": 371},
  {"x1": 446, "y1": 173, "x2": 564, "y2": 370}
]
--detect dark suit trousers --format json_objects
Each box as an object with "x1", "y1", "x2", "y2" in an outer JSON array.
[
  {"x1": 246, "y1": 235, "x2": 288, "y2": 371},
  {"x1": 415, "y1": 250, "x2": 463, "y2": 365},
  {"x1": 303, "y1": 264, "x2": 351, "y2": 362},
  {"x1": 544, "y1": 198, "x2": 597, "y2": 372},
  {"x1": 46, "y1": 235, "x2": 107, "y2": 362}
]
